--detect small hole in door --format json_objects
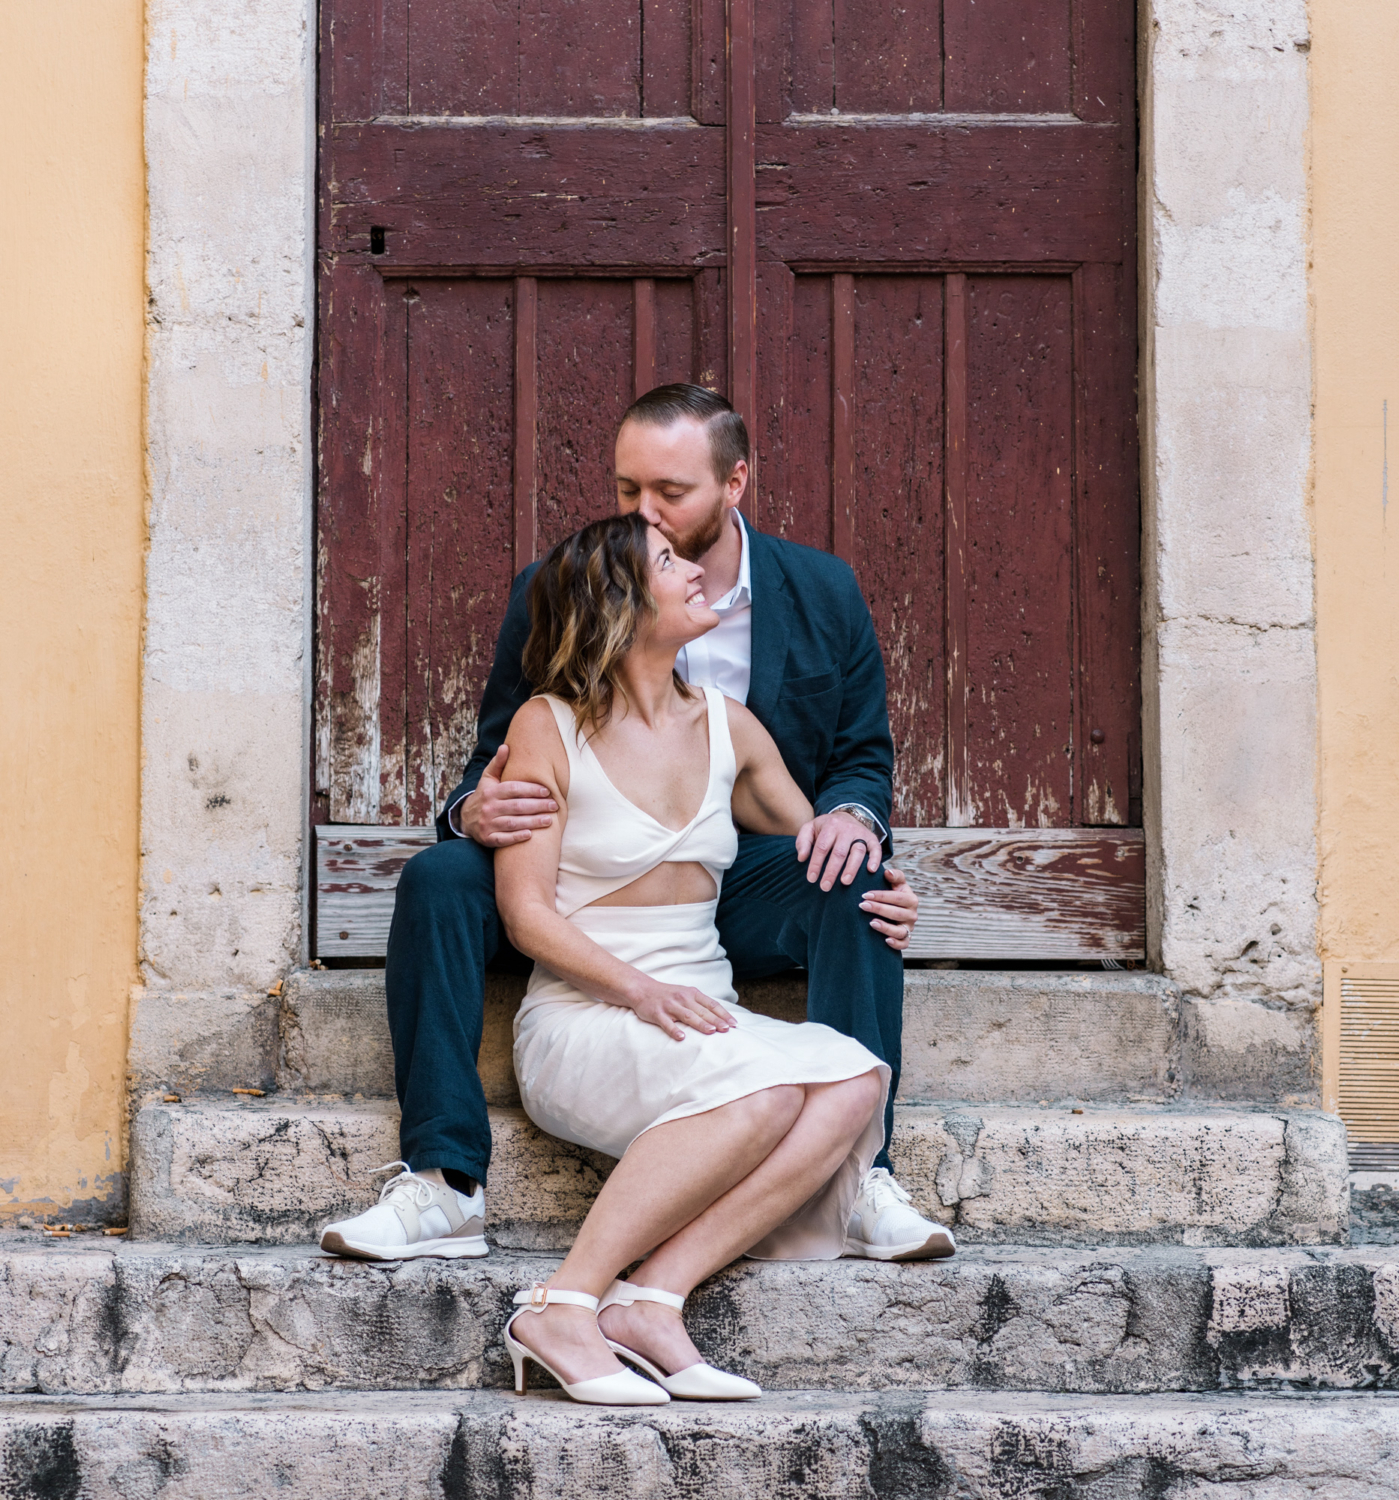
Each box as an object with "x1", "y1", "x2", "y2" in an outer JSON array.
[{"x1": 370, "y1": 226, "x2": 387, "y2": 255}]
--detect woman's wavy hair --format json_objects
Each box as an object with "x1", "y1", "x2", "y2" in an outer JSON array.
[{"x1": 523, "y1": 511, "x2": 695, "y2": 735}]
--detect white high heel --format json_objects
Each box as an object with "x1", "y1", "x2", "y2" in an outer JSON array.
[
  {"x1": 597, "y1": 1281, "x2": 762, "y2": 1400},
  {"x1": 503, "y1": 1284, "x2": 671, "y2": 1406}
]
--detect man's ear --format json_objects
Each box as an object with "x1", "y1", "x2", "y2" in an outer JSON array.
[{"x1": 726, "y1": 459, "x2": 749, "y2": 508}]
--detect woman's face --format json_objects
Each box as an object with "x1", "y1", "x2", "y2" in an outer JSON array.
[{"x1": 644, "y1": 524, "x2": 720, "y2": 650}]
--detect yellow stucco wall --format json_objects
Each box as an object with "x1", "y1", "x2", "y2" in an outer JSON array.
[
  {"x1": 1311, "y1": 0, "x2": 1399, "y2": 964},
  {"x1": 0, "y1": 2, "x2": 145, "y2": 1220}
]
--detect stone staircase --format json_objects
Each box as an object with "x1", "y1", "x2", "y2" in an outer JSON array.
[{"x1": 5, "y1": 969, "x2": 1398, "y2": 1497}]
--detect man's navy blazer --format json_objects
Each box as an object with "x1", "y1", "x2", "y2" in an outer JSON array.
[{"x1": 437, "y1": 526, "x2": 896, "y2": 854}]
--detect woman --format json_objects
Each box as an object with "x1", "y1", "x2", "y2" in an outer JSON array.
[{"x1": 494, "y1": 512, "x2": 913, "y2": 1407}]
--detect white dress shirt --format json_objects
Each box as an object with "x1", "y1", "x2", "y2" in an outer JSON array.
[
  {"x1": 451, "y1": 508, "x2": 886, "y2": 843},
  {"x1": 675, "y1": 510, "x2": 753, "y2": 704}
]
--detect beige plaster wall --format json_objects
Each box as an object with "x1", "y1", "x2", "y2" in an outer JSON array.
[
  {"x1": 1311, "y1": 0, "x2": 1399, "y2": 964},
  {"x1": 0, "y1": 1, "x2": 146, "y2": 1220}
]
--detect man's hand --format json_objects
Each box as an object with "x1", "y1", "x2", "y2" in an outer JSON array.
[
  {"x1": 860, "y1": 865, "x2": 920, "y2": 951},
  {"x1": 455, "y1": 744, "x2": 558, "y2": 847},
  {"x1": 796, "y1": 810, "x2": 882, "y2": 890}
]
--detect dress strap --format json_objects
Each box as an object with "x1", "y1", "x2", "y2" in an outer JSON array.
[{"x1": 537, "y1": 694, "x2": 583, "y2": 768}]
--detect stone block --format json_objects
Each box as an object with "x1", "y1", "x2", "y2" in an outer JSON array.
[
  {"x1": 2, "y1": 1389, "x2": 1398, "y2": 1499},
  {"x1": 274, "y1": 969, "x2": 1185, "y2": 1108},
  {"x1": 127, "y1": 1099, "x2": 1349, "y2": 1249},
  {"x1": 5, "y1": 1240, "x2": 1399, "y2": 1398},
  {"x1": 1180, "y1": 994, "x2": 1319, "y2": 1103},
  {"x1": 128, "y1": 987, "x2": 279, "y2": 1104}
]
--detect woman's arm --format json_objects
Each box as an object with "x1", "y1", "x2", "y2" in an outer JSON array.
[
  {"x1": 494, "y1": 700, "x2": 736, "y2": 1041},
  {"x1": 727, "y1": 699, "x2": 814, "y2": 835}
]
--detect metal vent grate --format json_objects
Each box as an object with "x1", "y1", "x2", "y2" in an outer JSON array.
[{"x1": 1323, "y1": 963, "x2": 1399, "y2": 1171}]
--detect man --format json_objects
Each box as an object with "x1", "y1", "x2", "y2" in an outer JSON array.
[{"x1": 320, "y1": 385, "x2": 954, "y2": 1264}]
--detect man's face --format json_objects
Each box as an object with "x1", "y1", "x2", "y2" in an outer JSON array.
[{"x1": 614, "y1": 415, "x2": 747, "y2": 562}]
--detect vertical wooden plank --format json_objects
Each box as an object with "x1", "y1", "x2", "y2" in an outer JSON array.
[
  {"x1": 410, "y1": 0, "x2": 518, "y2": 114},
  {"x1": 519, "y1": 0, "x2": 640, "y2": 115},
  {"x1": 944, "y1": 0, "x2": 1072, "y2": 113},
  {"x1": 727, "y1": 0, "x2": 758, "y2": 516},
  {"x1": 375, "y1": 0, "x2": 410, "y2": 115},
  {"x1": 754, "y1": 0, "x2": 788, "y2": 123},
  {"x1": 693, "y1": 0, "x2": 727, "y2": 124},
  {"x1": 963, "y1": 274, "x2": 1074, "y2": 829},
  {"x1": 852, "y1": 276, "x2": 947, "y2": 826},
  {"x1": 633, "y1": 278, "x2": 657, "y2": 398},
  {"x1": 655, "y1": 277, "x2": 697, "y2": 384},
  {"x1": 943, "y1": 272, "x2": 970, "y2": 827},
  {"x1": 831, "y1": 272, "x2": 855, "y2": 566},
  {"x1": 1072, "y1": 262, "x2": 1138, "y2": 825},
  {"x1": 642, "y1": 0, "x2": 691, "y2": 116},
  {"x1": 833, "y1": 0, "x2": 941, "y2": 112},
  {"x1": 535, "y1": 280, "x2": 634, "y2": 552},
  {"x1": 784, "y1": 274, "x2": 833, "y2": 549},
  {"x1": 790, "y1": 0, "x2": 835, "y2": 113},
  {"x1": 513, "y1": 276, "x2": 538, "y2": 569},
  {"x1": 692, "y1": 268, "x2": 728, "y2": 393},
  {"x1": 1072, "y1": 0, "x2": 1135, "y2": 124},
  {"x1": 404, "y1": 280, "x2": 516, "y2": 822},
  {"x1": 753, "y1": 260, "x2": 794, "y2": 537},
  {"x1": 373, "y1": 283, "x2": 410, "y2": 825}
]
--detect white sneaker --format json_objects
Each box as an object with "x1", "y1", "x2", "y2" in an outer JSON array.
[
  {"x1": 844, "y1": 1167, "x2": 956, "y2": 1261},
  {"x1": 319, "y1": 1161, "x2": 488, "y2": 1260}
]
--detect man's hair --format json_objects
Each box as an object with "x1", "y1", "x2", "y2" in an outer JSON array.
[
  {"x1": 621, "y1": 383, "x2": 749, "y2": 483},
  {"x1": 523, "y1": 511, "x2": 694, "y2": 735}
]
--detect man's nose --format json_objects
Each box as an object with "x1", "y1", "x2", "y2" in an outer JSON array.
[{"x1": 636, "y1": 493, "x2": 663, "y2": 524}]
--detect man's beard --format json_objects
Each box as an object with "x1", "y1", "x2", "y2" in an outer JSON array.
[{"x1": 661, "y1": 497, "x2": 728, "y2": 562}]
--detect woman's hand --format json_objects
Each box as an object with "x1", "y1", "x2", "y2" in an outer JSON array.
[
  {"x1": 627, "y1": 981, "x2": 737, "y2": 1042},
  {"x1": 860, "y1": 865, "x2": 920, "y2": 950}
]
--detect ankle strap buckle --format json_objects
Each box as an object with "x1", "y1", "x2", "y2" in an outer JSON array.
[{"x1": 529, "y1": 1283, "x2": 548, "y2": 1308}]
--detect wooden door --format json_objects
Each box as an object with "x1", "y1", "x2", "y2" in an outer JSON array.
[{"x1": 316, "y1": 0, "x2": 1143, "y2": 959}]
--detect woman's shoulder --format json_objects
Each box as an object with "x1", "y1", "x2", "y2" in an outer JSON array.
[
  {"x1": 721, "y1": 694, "x2": 777, "y2": 764},
  {"x1": 509, "y1": 694, "x2": 570, "y2": 749}
]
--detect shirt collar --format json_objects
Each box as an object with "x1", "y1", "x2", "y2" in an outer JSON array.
[{"x1": 709, "y1": 510, "x2": 752, "y2": 613}]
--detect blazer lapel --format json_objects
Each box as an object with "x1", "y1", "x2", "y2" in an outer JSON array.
[{"x1": 746, "y1": 529, "x2": 793, "y2": 723}]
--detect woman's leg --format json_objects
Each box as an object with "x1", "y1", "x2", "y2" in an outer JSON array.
[
  {"x1": 509, "y1": 1083, "x2": 804, "y2": 1383},
  {"x1": 512, "y1": 1069, "x2": 884, "y2": 1383},
  {"x1": 597, "y1": 1069, "x2": 885, "y2": 1376}
]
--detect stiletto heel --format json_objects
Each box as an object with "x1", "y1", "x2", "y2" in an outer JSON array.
[
  {"x1": 597, "y1": 1281, "x2": 761, "y2": 1400},
  {"x1": 503, "y1": 1284, "x2": 670, "y2": 1406}
]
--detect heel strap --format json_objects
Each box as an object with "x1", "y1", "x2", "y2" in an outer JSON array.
[
  {"x1": 605, "y1": 1282, "x2": 685, "y2": 1312},
  {"x1": 512, "y1": 1283, "x2": 599, "y2": 1313}
]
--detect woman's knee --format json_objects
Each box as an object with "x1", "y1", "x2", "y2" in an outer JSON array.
[{"x1": 740, "y1": 1084, "x2": 806, "y2": 1138}]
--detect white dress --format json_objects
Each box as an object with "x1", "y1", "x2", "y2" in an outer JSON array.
[{"x1": 512, "y1": 686, "x2": 890, "y2": 1260}]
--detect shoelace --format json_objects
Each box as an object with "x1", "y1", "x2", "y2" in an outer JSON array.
[
  {"x1": 860, "y1": 1168, "x2": 912, "y2": 1216},
  {"x1": 372, "y1": 1160, "x2": 437, "y2": 1210}
]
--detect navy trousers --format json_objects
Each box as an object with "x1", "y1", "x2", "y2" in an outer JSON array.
[{"x1": 384, "y1": 833, "x2": 903, "y2": 1187}]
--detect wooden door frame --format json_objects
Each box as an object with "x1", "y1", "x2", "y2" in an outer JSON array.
[{"x1": 136, "y1": 0, "x2": 1320, "y2": 1016}]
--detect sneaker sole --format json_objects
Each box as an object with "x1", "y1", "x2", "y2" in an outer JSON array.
[
  {"x1": 843, "y1": 1232, "x2": 956, "y2": 1262},
  {"x1": 319, "y1": 1231, "x2": 489, "y2": 1261}
]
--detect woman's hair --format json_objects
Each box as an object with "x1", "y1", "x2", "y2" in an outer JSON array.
[{"x1": 523, "y1": 511, "x2": 694, "y2": 734}]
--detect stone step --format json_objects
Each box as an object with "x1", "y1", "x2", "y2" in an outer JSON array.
[
  {"x1": 130, "y1": 969, "x2": 1202, "y2": 1112},
  {"x1": 4, "y1": 1389, "x2": 1398, "y2": 1498},
  {"x1": 5, "y1": 1238, "x2": 1397, "y2": 1397},
  {"x1": 127, "y1": 1098, "x2": 1349, "y2": 1249}
]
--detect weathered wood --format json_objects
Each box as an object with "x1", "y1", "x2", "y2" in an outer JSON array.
[
  {"x1": 830, "y1": 272, "x2": 855, "y2": 565},
  {"x1": 727, "y1": 0, "x2": 757, "y2": 484},
  {"x1": 513, "y1": 276, "x2": 538, "y2": 568},
  {"x1": 316, "y1": 825, "x2": 1145, "y2": 961},
  {"x1": 943, "y1": 273, "x2": 970, "y2": 826},
  {"x1": 317, "y1": 0, "x2": 1144, "y2": 954},
  {"x1": 316, "y1": 826, "x2": 435, "y2": 957},
  {"x1": 895, "y1": 827, "x2": 1145, "y2": 961},
  {"x1": 963, "y1": 274, "x2": 1074, "y2": 829}
]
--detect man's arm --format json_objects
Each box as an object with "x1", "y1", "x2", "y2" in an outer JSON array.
[
  {"x1": 812, "y1": 568, "x2": 895, "y2": 847},
  {"x1": 435, "y1": 566, "x2": 540, "y2": 841}
]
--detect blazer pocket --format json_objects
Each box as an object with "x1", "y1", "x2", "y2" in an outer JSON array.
[{"x1": 780, "y1": 668, "x2": 840, "y2": 699}]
